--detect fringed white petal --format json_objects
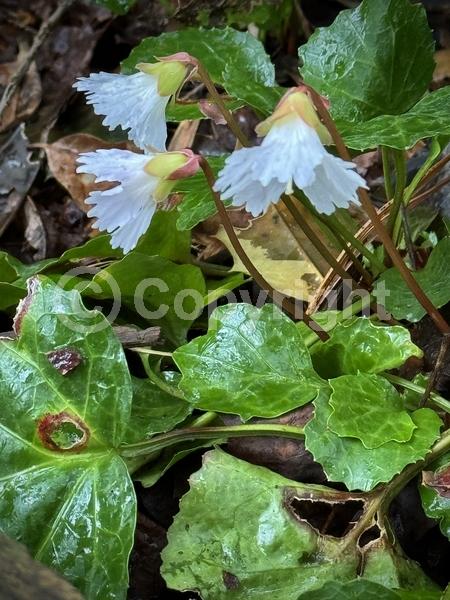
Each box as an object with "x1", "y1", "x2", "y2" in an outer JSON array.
[
  {"x1": 74, "y1": 72, "x2": 169, "y2": 150},
  {"x1": 214, "y1": 147, "x2": 284, "y2": 216},
  {"x1": 214, "y1": 117, "x2": 326, "y2": 216},
  {"x1": 303, "y1": 153, "x2": 367, "y2": 214},
  {"x1": 215, "y1": 115, "x2": 367, "y2": 216},
  {"x1": 77, "y1": 149, "x2": 159, "y2": 252}
]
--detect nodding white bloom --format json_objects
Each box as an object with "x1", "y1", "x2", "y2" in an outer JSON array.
[
  {"x1": 77, "y1": 148, "x2": 200, "y2": 253},
  {"x1": 214, "y1": 88, "x2": 367, "y2": 216},
  {"x1": 74, "y1": 53, "x2": 194, "y2": 151}
]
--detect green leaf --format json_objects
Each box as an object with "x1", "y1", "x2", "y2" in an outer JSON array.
[
  {"x1": 94, "y1": 0, "x2": 136, "y2": 14},
  {"x1": 0, "y1": 282, "x2": 27, "y2": 311},
  {"x1": 89, "y1": 253, "x2": 206, "y2": 345},
  {"x1": 305, "y1": 388, "x2": 442, "y2": 491},
  {"x1": 174, "y1": 156, "x2": 227, "y2": 231},
  {"x1": 420, "y1": 453, "x2": 450, "y2": 540},
  {"x1": 134, "y1": 210, "x2": 191, "y2": 262},
  {"x1": 340, "y1": 88, "x2": 450, "y2": 150},
  {"x1": 311, "y1": 318, "x2": 422, "y2": 379},
  {"x1": 123, "y1": 27, "x2": 283, "y2": 114},
  {"x1": 299, "y1": 0, "x2": 435, "y2": 123},
  {"x1": 373, "y1": 237, "x2": 450, "y2": 322},
  {"x1": 161, "y1": 449, "x2": 360, "y2": 600},
  {"x1": 0, "y1": 277, "x2": 136, "y2": 598},
  {"x1": 297, "y1": 579, "x2": 440, "y2": 600},
  {"x1": 122, "y1": 377, "x2": 192, "y2": 445},
  {"x1": 173, "y1": 304, "x2": 324, "y2": 420},
  {"x1": 328, "y1": 374, "x2": 416, "y2": 448}
]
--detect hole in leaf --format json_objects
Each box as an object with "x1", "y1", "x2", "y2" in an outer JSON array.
[
  {"x1": 289, "y1": 498, "x2": 365, "y2": 537},
  {"x1": 358, "y1": 524, "x2": 382, "y2": 548},
  {"x1": 37, "y1": 411, "x2": 90, "y2": 452}
]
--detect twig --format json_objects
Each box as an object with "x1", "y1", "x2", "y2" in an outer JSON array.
[
  {"x1": 420, "y1": 333, "x2": 450, "y2": 408},
  {"x1": 0, "y1": 325, "x2": 161, "y2": 349},
  {"x1": 0, "y1": 0, "x2": 74, "y2": 121}
]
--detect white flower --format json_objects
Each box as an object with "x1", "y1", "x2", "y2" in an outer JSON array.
[
  {"x1": 74, "y1": 56, "x2": 191, "y2": 151},
  {"x1": 77, "y1": 148, "x2": 199, "y2": 253},
  {"x1": 214, "y1": 89, "x2": 367, "y2": 216}
]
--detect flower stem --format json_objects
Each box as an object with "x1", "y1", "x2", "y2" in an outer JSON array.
[
  {"x1": 195, "y1": 61, "x2": 250, "y2": 147},
  {"x1": 282, "y1": 194, "x2": 354, "y2": 282},
  {"x1": 307, "y1": 85, "x2": 450, "y2": 336},
  {"x1": 200, "y1": 157, "x2": 329, "y2": 340},
  {"x1": 120, "y1": 423, "x2": 305, "y2": 458}
]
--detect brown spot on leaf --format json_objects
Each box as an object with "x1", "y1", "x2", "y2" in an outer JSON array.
[
  {"x1": 423, "y1": 467, "x2": 450, "y2": 498},
  {"x1": 47, "y1": 347, "x2": 82, "y2": 375},
  {"x1": 222, "y1": 571, "x2": 240, "y2": 590},
  {"x1": 37, "y1": 411, "x2": 89, "y2": 452},
  {"x1": 13, "y1": 277, "x2": 40, "y2": 336}
]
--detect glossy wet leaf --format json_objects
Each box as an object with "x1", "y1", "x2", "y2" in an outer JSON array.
[
  {"x1": 312, "y1": 318, "x2": 422, "y2": 379},
  {"x1": 300, "y1": 0, "x2": 434, "y2": 123},
  {"x1": 297, "y1": 579, "x2": 440, "y2": 600},
  {"x1": 328, "y1": 374, "x2": 416, "y2": 448},
  {"x1": 173, "y1": 304, "x2": 324, "y2": 420},
  {"x1": 173, "y1": 156, "x2": 227, "y2": 231},
  {"x1": 373, "y1": 237, "x2": 450, "y2": 322},
  {"x1": 88, "y1": 253, "x2": 206, "y2": 345},
  {"x1": 0, "y1": 277, "x2": 136, "y2": 599},
  {"x1": 122, "y1": 27, "x2": 283, "y2": 114},
  {"x1": 305, "y1": 389, "x2": 441, "y2": 491},
  {"x1": 122, "y1": 377, "x2": 191, "y2": 445},
  {"x1": 341, "y1": 87, "x2": 450, "y2": 150},
  {"x1": 162, "y1": 449, "x2": 359, "y2": 599},
  {"x1": 420, "y1": 453, "x2": 450, "y2": 540}
]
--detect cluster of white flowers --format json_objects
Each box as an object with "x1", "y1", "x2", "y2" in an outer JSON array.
[{"x1": 75, "y1": 56, "x2": 366, "y2": 252}]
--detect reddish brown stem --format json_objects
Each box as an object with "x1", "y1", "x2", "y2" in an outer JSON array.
[
  {"x1": 307, "y1": 86, "x2": 450, "y2": 335},
  {"x1": 200, "y1": 158, "x2": 329, "y2": 340}
]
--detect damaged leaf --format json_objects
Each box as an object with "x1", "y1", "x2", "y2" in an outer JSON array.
[
  {"x1": 161, "y1": 449, "x2": 359, "y2": 599},
  {"x1": 173, "y1": 304, "x2": 324, "y2": 420},
  {"x1": 162, "y1": 449, "x2": 435, "y2": 599},
  {"x1": 0, "y1": 277, "x2": 136, "y2": 599}
]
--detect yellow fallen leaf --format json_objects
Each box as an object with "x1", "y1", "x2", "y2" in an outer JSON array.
[{"x1": 214, "y1": 207, "x2": 323, "y2": 301}]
